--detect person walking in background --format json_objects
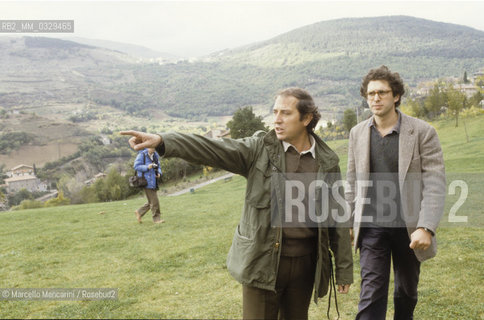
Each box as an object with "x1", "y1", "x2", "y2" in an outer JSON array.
[
  {"x1": 346, "y1": 65, "x2": 446, "y2": 319},
  {"x1": 134, "y1": 147, "x2": 164, "y2": 224}
]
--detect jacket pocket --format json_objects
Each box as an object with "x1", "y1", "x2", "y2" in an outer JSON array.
[
  {"x1": 235, "y1": 224, "x2": 253, "y2": 243},
  {"x1": 227, "y1": 225, "x2": 255, "y2": 281},
  {"x1": 227, "y1": 224, "x2": 274, "y2": 288}
]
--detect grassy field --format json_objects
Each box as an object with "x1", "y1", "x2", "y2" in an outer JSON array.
[{"x1": 0, "y1": 114, "x2": 483, "y2": 319}]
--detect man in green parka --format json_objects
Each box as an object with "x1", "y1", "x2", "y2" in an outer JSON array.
[{"x1": 121, "y1": 87, "x2": 353, "y2": 319}]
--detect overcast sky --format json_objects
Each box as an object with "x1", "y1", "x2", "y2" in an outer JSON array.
[{"x1": 2, "y1": 1, "x2": 484, "y2": 57}]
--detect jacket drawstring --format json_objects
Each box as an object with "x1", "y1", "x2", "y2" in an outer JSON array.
[{"x1": 327, "y1": 251, "x2": 340, "y2": 320}]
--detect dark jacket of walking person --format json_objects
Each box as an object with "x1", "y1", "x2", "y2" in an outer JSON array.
[{"x1": 134, "y1": 148, "x2": 164, "y2": 224}]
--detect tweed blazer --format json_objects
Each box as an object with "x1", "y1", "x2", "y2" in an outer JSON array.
[{"x1": 345, "y1": 111, "x2": 446, "y2": 262}]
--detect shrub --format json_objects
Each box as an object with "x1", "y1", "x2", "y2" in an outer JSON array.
[
  {"x1": 18, "y1": 199, "x2": 44, "y2": 210},
  {"x1": 44, "y1": 191, "x2": 71, "y2": 207}
]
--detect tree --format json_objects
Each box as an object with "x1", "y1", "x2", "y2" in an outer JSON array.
[
  {"x1": 476, "y1": 75, "x2": 484, "y2": 89},
  {"x1": 17, "y1": 199, "x2": 44, "y2": 210},
  {"x1": 203, "y1": 166, "x2": 213, "y2": 179},
  {"x1": 424, "y1": 83, "x2": 446, "y2": 119},
  {"x1": 104, "y1": 167, "x2": 130, "y2": 201},
  {"x1": 360, "y1": 99, "x2": 369, "y2": 117},
  {"x1": 7, "y1": 189, "x2": 33, "y2": 207},
  {"x1": 402, "y1": 97, "x2": 426, "y2": 119},
  {"x1": 93, "y1": 178, "x2": 109, "y2": 202},
  {"x1": 342, "y1": 108, "x2": 357, "y2": 133},
  {"x1": 79, "y1": 185, "x2": 99, "y2": 203},
  {"x1": 55, "y1": 172, "x2": 93, "y2": 204},
  {"x1": 0, "y1": 164, "x2": 5, "y2": 184},
  {"x1": 44, "y1": 191, "x2": 70, "y2": 207},
  {"x1": 159, "y1": 157, "x2": 201, "y2": 182},
  {"x1": 0, "y1": 190, "x2": 5, "y2": 204},
  {"x1": 463, "y1": 71, "x2": 469, "y2": 84},
  {"x1": 226, "y1": 106, "x2": 267, "y2": 139},
  {"x1": 446, "y1": 85, "x2": 467, "y2": 127},
  {"x1": 469, "y1": 90, "x2": 483, "y2": 108}
]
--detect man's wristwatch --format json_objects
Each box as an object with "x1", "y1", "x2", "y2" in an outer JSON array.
[{"x1": 419, "y1": 227, "x2": 434, "y2": 236}]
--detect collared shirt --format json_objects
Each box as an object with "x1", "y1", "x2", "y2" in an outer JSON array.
[
  {"x1": 282, "y1": 135, "x2": 316, "y2": 159},
  {"x1": 368, "y1": 110, "x2": 402, "y2": 136}
]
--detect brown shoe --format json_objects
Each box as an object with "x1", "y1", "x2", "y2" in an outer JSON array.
[
  {"x1": 154, "y1": 219, "x2": 165, "y2": 224},
  {"x1": 135, "y1": 211, "x2": 142, "y2": 224}
]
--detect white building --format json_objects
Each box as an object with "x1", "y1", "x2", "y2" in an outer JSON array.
[
  {"x1": 4, "y1": 164, "x2": 47, "y2": 193},
  {"x1": 6, "y1": 164, "x2": 35, "y2": 177},
  {"x1": 204, "y1": 129, "x2": 231, "y2": 139},
  {"x1": 454, "y1": 83, "x2": 478, "y2": 98},
  {"x1": 4, "y1": 175, "x2": 47, "y2": 193}
]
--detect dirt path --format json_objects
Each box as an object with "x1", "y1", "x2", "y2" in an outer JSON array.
[{"x1": 166, "y1": 173, "x2": 235, "y2": 196}]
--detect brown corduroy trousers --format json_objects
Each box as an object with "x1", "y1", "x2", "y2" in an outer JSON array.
[{"x1": 137, "y1": 188, "x2": 161, "y2": 222}]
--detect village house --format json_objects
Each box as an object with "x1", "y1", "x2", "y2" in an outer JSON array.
[
  {"x1": 203, "y1": 129, "x2": 231, "y2": 139},
  {"x1": 6, "y1": 164, "x2": 35, "y2": 177},
  {"x1": 473, "y1": 70, "x2": 484, "y2": 82},
  {"x1": 454, "y1": 83, "x2": 478, "y2": 98},
  {"x1": 415, "y1": 69, "x2": 484, "y2": 99},
  {"x1": 4, "y1": 164, "x2": 47, "y2": 193}
]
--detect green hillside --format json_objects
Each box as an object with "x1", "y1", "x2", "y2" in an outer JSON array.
[
  {"x1": 1, "y1": 16, "x2": 483, "y2": 121},
  {"x1": 268, "y1": 16, "x2": 484, "y2": 59},
  {"x1": 0, "y1": 115, "x2": 483, "y2": 319},
  {"x1": 127, "y1": 16, "x2": 484, "y2": 118}
]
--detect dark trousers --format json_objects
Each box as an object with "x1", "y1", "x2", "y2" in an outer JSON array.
[
  {"x1": 356, "y1": 227, "x2": 421, "y2": 320},
  {"x1": 243, "y1": 253, "x2": 316, "y2": 320},
  {"x1": 137, "y1": 188, "x2": 161, "y2": 222}
]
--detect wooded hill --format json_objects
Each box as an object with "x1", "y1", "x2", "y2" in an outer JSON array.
[{"x1": 1, "y1": 16, "x2": 483, "y2": 120}]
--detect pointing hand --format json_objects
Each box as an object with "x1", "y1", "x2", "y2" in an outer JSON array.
[{"x1": 120, "y1": 130, "x2": 163, "y2": 151}]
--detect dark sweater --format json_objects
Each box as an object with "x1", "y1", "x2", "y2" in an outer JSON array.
[
  {"x1": 363, "y1": 117, "x2": 404, "y2": 227},
  {"x1": 281, "y1": 146, "x2": 319, "y2": 257}
]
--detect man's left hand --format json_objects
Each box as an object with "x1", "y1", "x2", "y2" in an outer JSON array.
[{"x1": 409, "y1": 228, "x2": 432, "y2": 250}]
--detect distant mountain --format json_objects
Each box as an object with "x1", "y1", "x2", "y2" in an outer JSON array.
[
  {"x1": 119, "y1": 16, "x2": 484, "y2": 119},
  {"x1": 249, "y1": 15, "x2": 484, "y2": 59},
  {"x1": 62, "y1": 36, "x2": 181, "y2": 61},
  {"x1": 214, "y1": 15, "x2": 483, "y2": 110},
  {"x1": 1, "y1": 16, "x2": 483, "y2": 120},
  {"x1": 0, "y1": 36, "x2": 138, "y2": 107}
]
